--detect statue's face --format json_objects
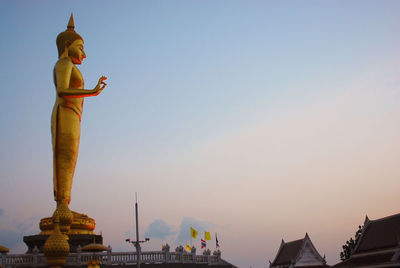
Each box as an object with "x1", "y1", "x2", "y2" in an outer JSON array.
[{"x1": 68, "y1": 39, "x2": 86, "y2": 64}]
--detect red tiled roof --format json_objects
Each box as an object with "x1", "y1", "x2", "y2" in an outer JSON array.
[
  {"x1": 354, "y1": 213, "x2": 400, "y2": 254},
  {"x1": 271, "y1": 239, "x2": 304, "y2": 265}
]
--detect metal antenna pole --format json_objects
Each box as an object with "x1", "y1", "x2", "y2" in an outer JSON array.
[
  {"x1": 125, "y1": 194, "x2": 149, "y2": 267},
  {"x1": 135, "y1": 192, "x2": 141, "y2": 268}
]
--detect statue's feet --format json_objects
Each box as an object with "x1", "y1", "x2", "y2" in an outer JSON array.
[
  {"x1": 53, "y1": 201, "x2": 73, "y2": 235},
  {"x1": 40, "y1": 211, "x2": 95, "y2": 235}
]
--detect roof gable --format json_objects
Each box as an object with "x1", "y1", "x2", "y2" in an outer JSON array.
[
  {"x1": 271, "y1": 233, "x2": 326, "y2": 267},
  {"x1": 296, "y1": 234, "x2": 326, "y2": 266},
  {"x1": 353, "y1": 213, "x2": 400, "y2": 254},
  {"x1": 271, "y1": 238, "x2": 304, "y2": 265}
]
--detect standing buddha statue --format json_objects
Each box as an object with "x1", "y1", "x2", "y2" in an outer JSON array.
[{"x1": 51, "y1": 13, "x2": 107, "y2": 233}]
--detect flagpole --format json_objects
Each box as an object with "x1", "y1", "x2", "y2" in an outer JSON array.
[
  {"x1": 124, "y1": 193, "x2": 150, "y2": 268},
  {"x1": 135, "y1": 193, "x2": 141, "y2": 268},
  {"x1": 215, "y1": 232, "x2": 218, "y2": 250}
]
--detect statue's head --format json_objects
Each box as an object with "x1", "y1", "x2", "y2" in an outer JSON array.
[{"x1": 56, "y1": 13, "x2": 84, "y2": 61}]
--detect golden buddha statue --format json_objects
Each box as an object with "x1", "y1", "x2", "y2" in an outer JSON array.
[{"x1": 42, "y1": 13, "x2": 107, "y2": 235}]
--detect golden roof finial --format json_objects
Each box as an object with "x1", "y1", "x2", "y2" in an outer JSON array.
[{"x1": 67, "y1": 12, "x2": 75, "y2": 30}]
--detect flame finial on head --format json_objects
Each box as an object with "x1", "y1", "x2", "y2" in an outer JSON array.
[{"x1": 67, "y1": 13, "x2": 75, "y2": 31}]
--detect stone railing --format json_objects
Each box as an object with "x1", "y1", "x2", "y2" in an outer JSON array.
[{"x1": 1, "y1": 248, "x2": 223, "y2": 267}]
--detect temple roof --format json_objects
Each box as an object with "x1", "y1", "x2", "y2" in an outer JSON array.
[
  {"x1": 270, "y1": 233, "x2": 327, "y2": 267},
  {"x1": 353, "y1": 212, "x2": 400, "y2": 254},
  {"x1": 333, "y1": 252, "x2": 395, "y2": 268},
  {"x1": 332, "y1": 212, "x2": 400, "y2": 267},
  {"x1": 272, "y1": 238, "x2": 304, "y2": 265}
]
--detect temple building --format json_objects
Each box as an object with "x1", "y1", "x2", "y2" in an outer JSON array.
[
  {"x1": 332, "y1": 213, "x2": 400, "y2": 268},
  {"x1": 269, "y1": 233, "x2": 329, "y2": 268}
]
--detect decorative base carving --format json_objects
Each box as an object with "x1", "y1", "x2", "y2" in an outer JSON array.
[
  {"x1": 40, "y1": 211, "x2": 95, "y2": 235},
  {"x1": 43, "y1": 215, "x2": 70, "y2": 267},
  {"x1": 24, "y1": 211, "x2": 100, "y2": 253},
  {"x1": 23, "y1": 234, "x2": 102, "y2": 253}
]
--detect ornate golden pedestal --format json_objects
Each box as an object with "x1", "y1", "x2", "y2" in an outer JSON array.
[
  {"x1": 43, "y1": 215, "x2": 69, "y2": 268},
  {"x1": 23, "y1": 211, "x2": 101, "y2": 253},
  {"x1": 40, "y1": 211, "x2": 95, "y2": 235}
]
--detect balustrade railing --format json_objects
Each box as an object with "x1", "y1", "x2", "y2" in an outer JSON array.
[{"x1": 1, "y1": 249, "x2": 222, "y2": 267}]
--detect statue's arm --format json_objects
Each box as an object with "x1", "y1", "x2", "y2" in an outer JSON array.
[{"x1": 55, "y1": 59, "x2": 106, "y2": 98}]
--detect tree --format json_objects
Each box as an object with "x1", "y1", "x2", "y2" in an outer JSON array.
[{"x1": 340, "y1": 225, "x2": 363, "y2": 260}]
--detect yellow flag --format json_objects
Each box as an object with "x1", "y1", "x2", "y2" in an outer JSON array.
[
  {"x1": 190, "y1": 227, "x2": 198, "y2": 238},
  {"x1": 205, "y1": 231, "x2": 211, "y2": 241},
  {"x1": 186, "y1": 242, "x2": 191, "y2": 252}
]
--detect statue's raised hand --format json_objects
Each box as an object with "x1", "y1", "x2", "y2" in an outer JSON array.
[{"x1": 94, "y1": 76, "x2": 107, "y2": 94}]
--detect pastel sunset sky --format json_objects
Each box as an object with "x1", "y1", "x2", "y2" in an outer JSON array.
[{"x1": 0, "y1": 1, "x2": 400, "y2": 267}]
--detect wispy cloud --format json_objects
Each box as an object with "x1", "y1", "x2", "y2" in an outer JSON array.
[
  {"x1": 144, "y1": 219, "x2": 175, "y2": 240},
  {"x1": 0, "y1": 209, "x2": 39, "y2": 252},
  {"x1": 124, "y1": 230, "x2": 134, "y2": 239},
  {"x1": 0, "y1": 229, "x2": 21, "y2": 248}
]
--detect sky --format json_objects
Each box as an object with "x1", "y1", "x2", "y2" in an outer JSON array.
[{"x1": 0, "y1": 1, "x2": 400, "y2": 267}]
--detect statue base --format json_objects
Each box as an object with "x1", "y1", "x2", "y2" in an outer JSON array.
[
  {"x1": 23, "y1": 234, "x2": 102, "y2": 253},
  {"x1": 23, "y1": 211, "x2": 100, "y2": 253},
  {"x1": 39, "y1": 211, "x2": 96, "y2": 235}
]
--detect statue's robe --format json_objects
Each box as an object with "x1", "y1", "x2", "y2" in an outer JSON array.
[{"x1": 51, "y1": 58, "x2": 84, "y2": 204}]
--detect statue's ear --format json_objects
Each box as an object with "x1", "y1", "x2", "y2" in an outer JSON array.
[{"x1": 64, "y1": 40, "x2": 72, "y2": 48}]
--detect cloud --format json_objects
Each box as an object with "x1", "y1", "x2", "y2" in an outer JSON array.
[
  {"x1": 144, "y1": 219, "x2": 175, "y2": 240},
  {"x1": 0, "y1": 211, "x2": 40, "y2": 252},
  {"x1": 0, "y1": 229, "x2": 21, "y2": 249},
  {"x1": 14, "y1": 217, "x2": 40, "y2": 233},
  {"x1": 175, "y1": 217, "x2": 213, "y2": 246},
  {"x1": 124, "y1": 230, "x2": 134, "y2": 239}
]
